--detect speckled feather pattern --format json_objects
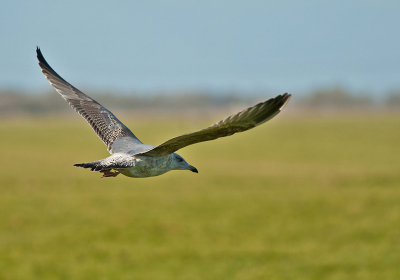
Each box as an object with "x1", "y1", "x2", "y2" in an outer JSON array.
[
  {"x1": 36, "y1": 48, "x2": 291, "y2": 178},
  {"x1": 74, "y1": 153, "x2": 136, "y2": 171},
  {"x1": 75, "y1": 154, "x2": 176, "y2": 178},
  {"x1": 36, "y1": 48, "x2": 141, "y2": 152}
]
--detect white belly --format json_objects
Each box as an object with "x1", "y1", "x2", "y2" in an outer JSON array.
[{"x1": 121, "y1": 155, "x2": 172, "y2": 178}]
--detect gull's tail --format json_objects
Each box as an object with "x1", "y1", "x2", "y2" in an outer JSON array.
[
  {"x1": 74, "y1": 160, "x2": 104, "y2": 171},
  {"x1": 74, "y1": 155, "x2": 136, "y2": 173}
]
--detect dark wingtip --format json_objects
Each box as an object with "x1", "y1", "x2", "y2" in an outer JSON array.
[
  {"x1": 278, "y1": 92, "x2": 291, "y2": 111},
  {"x1": 284, "y1": 92, "x2": 292, "y2": 99},
  {"x1": 36, "y1": 47, "x2": 60, "y2": 77},
  {"x1": 36, "y1": 46, "x2": 45, "y2": 63}
]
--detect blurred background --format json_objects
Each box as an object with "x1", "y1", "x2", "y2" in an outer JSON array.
[{"x1": 1, "y1": 1, "x2": 400, "y2": 279}]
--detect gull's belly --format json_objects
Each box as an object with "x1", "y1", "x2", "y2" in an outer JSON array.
[
  {"x1": 121, "y1": 166, "x2": 170, "y2": 178},
  {"x1": 121, "y1": 155, "x2": 172, "y2": 178}
]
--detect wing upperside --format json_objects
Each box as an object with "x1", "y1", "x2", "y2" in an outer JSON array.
[
  {"x1": 137, "y1": 93, "x2": 291, "y2": 157},
  {"x1": 36, "y1": 47, "x2": 142, "y2": 151}
]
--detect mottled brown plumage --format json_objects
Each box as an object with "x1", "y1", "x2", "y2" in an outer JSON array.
[
  {"x1": 36, "y1": 47, "x2": 291, "y2": 178},
  {"x1": 37, "y1": 47, "x2": 141, "y2": 152}
]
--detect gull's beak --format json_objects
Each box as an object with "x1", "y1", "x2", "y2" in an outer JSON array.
[{"x1": 190, "y1": 166, "x2": 198, "y2": 173}]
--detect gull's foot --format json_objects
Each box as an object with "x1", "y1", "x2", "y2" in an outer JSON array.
[{"x1": 100, "y1": 170, "x2": 120, "y2": 178}]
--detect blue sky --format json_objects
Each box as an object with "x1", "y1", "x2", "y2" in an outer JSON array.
[{"x1": 1, "y1": 1, "x2": 400, "y2": 96}]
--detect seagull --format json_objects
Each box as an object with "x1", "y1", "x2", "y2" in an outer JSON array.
[{"x1": 36, "y1": 47, "x2": 291, "y2": 178}]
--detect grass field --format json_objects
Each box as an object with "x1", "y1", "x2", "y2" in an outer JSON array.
[{"x1": 0, "y1": 113, "x2": 399, "y2": 279}]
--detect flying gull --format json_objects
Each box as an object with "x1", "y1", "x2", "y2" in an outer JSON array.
[{"x1": 36, "y1": 47, "x2": 291, "y2": 178}]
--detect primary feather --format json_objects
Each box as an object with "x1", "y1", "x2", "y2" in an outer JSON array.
[
  {"x1": 36, "y1": 47, "x2": 291, "y2": 178},
  {"x1": 36, "y1": 47, "x2": 142, "y2": 152},
  {"x1": 137, "y1": 93, "x2": 291, "y2": 157}
]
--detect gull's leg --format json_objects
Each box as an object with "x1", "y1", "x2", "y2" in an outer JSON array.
[{"x1": 100, "y1": 170, "x2": 120, "y2": 178}]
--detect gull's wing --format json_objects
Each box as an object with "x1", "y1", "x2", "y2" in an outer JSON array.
[
  {"x1": 137, "y1": 93, "x2": 291, "y2": 157},
  {"x1": 36, "y1": 47, "x2": 142, "y2": 152}
]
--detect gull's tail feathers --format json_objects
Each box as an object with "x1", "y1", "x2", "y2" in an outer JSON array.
[
  {"x1": 74, "y1": 154, "x2": 136, "y2": 173},
  {"x1": 74, "y1": 160, "x2": 123, "y2": 178},
  {"x1": 74, "y1": 160, "x2": 105, "y2": 172}
]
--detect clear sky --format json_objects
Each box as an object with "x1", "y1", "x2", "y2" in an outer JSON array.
[{"x1": 1, "y1": 0, "x2": 400, "y2": 96}]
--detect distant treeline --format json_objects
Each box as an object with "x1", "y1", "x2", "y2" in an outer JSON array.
[
  {"x1": 295, "y1": 87, "x2": 400, "y2": 109},
  {"x1": 0, "y1": 87, "x2": 399, "y2": 116}
]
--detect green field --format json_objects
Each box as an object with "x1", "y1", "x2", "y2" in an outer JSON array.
[{"x1": 1, "y1": 114, "x2": 399, "y2": 279}]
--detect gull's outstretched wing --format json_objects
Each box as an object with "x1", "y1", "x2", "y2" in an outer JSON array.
[
  {"x1": 36, "y1": 47, "x2": 142, "y2": 152},
  {"x1": 137, "y1": 93, "x2": 291, "y2": 157}
]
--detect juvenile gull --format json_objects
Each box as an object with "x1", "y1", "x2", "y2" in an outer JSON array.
[{"x1": 36, "y1": 47, "x2": 291, "y2": 178}]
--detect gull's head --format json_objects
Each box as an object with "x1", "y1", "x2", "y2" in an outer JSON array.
[{"x1": 171, "y1": 153, "x2": 198, "y2": 173}]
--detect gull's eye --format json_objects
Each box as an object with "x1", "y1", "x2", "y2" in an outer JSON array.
[{"x1": 177, "y1": 157, "x2": 183, "y2": 162}]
